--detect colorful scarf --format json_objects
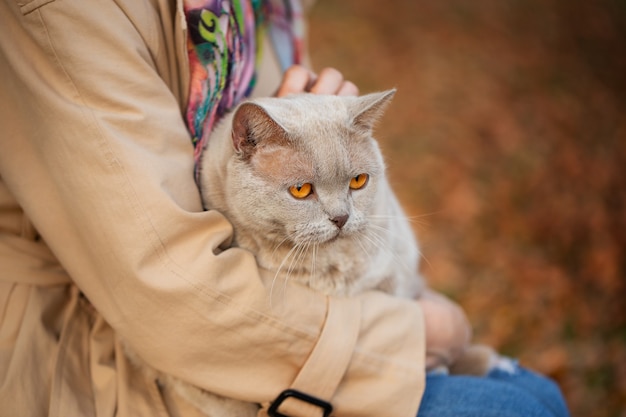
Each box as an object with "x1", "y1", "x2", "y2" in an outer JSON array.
[{"x1": 183, "y1": 0, "x2": 304, "y2": 180}]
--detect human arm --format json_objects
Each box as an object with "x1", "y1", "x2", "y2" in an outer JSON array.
[
  {"x1": 419, "y1": 289, "x2": 472, "y2": 370},
  {"x1": 0, "y1": 1, "x2": 424, "y2": 416}
]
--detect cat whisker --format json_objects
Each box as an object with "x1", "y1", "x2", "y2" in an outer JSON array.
[
  {"x1": 270, "y1": 234, "x2": 295, "y2": 258},
  {"x1": 368, "y1": 211, "x2": 439, "y2": 219},
  {"x1": 310, "y1": 242, "x2": 318, "y2": 291},
  {"x1": 367, "y1": 223, "x2": 434, "y2": 271},
  {"x1": 356, "y1": 231, "x2": 386, "y2": 258},
  {"x1": 283, "y1": 239, "x2": 312, "y2": 295},
  {"x1": 280, "y1": 240, "x2": 315, "y2": 303},
  {"x1": 366, "y1": 213, "x2": 435, "y2": 229},
  {"x1": 356, "y1": 231, "x2": 410, "y2": 281},
  {"x1": 361, "y1": 228, "x2": 414, "y2": 276},
  {"x1": 269, "y1": 241, "x2": 301, "y2": 308},
  {"x1": 367, "y1": 223, "x2": 418, "y2": 248},
  {"x1": 350, "y1": 234, "x2": 375, "y2": 271},
  {"x1": 418, "y1": 250, "x2": 432, "y2": 272}
]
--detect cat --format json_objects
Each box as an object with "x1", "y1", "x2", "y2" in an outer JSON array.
[
  {"x1": 199, "y1": 90, "x2": 424, "y2": 300},
  {"x1": 127, "y1": 90, "x2": 496, "y2": 417}
]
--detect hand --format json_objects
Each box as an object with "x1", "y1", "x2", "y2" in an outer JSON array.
[
  {"x1": 275, "y1": 65, "x2": 359, "y2": 97},
  {"x1": 418, "y1": 289, "x2": 472, "y2": 370}
]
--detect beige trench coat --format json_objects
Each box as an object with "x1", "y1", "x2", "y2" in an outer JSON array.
[{"x1": 0, "y1": 0, "x2": 426, "y2": 416}]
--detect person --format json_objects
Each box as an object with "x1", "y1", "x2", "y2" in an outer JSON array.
[{"x1": 0, "y1": 0, "x2": 569, "y2": 416}]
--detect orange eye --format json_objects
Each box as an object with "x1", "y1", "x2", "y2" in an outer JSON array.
[
  {"x1": 289, "y1": 183, "x2": 313, "y2": 199},
  {"x1": 349, "y1": 174, "x2": 369, "y2": 190}
]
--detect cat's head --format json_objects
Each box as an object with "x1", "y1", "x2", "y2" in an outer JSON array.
[{"x1": 224, "y1": 90, "x2": 395, "y2": 248}]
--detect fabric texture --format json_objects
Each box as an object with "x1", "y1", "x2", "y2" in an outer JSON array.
[
  {"x1": 418, "y1": 362, "x2": 571, "y2": 417},
  {"x1": 0, "y1": 0, "x2": 426, "y2": 416},
  {"x1": 184, "y1": 0, "x2": 303, "y2": 178}
]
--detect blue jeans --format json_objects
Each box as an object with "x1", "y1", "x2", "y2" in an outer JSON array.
[{"x1": 418, "y1": 360, "x2": 570, "y2": 417}]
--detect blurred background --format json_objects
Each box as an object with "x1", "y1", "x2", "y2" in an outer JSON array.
[{"x1": 307, "y1": 1, "x2": 626, "y2": 416}]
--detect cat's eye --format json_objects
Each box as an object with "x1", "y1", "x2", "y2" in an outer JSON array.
[
  {"x1": 349, "y1": 174, "x2": 369, "y2": 190},
  {"x1": 289, "y1": 183, "x2": 313, "y2": 199}
]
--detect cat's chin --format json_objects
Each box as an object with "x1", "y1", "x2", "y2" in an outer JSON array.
[
  {"x1": 291, "y1": 229, "x2": 344, "y2": 246},
  {"x1": 315, "y1": 228, "x2": 354, "y2": 246},
  {"x1": 322, "y1": 232, "x2": 342, "y2": 244},
  {"x1": 279, "y1": 229, "x2": 353, "y2": 254}
]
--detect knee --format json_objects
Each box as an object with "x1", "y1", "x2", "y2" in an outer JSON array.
[{"x1": 418, "y1": 373, "x2": 565, "y2": 417}]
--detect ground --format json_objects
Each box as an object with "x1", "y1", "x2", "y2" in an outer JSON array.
[{"x1": 308, "y1": 1, "x2": 626, "y2": 416}]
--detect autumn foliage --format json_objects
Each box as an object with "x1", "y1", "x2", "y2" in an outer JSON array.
[{"x1": 310, "y1": 1, "x2": 626, "y2": 415}]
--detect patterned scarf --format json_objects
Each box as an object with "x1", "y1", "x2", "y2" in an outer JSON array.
[{"x1": 183, "y1": 0, "x2": 304, "y2": 180}]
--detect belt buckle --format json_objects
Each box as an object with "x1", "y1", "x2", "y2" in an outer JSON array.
[{"x1": 268, "y1": 389, "x2": 333, "y2": 417}]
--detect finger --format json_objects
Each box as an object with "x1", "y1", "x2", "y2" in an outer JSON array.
[
  {"x1": 337, "y1": 80, "x2": 359, "y2": 96},
  {"x1": 276, "y1": 65, "x2": 315, "y2": 97},
  {"x1": 309, "y1": 67, "x2": 345, "y2": 94}
]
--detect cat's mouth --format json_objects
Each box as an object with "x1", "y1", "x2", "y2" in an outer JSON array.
[
  {"x1": 325, "y1": 232, "x2": 342, "y2": 244},
  {"x1": 291, "y1": 221, "x2": 355, "y2": 246},
  {"x1": 321, "y1": 227, "x2": 353, "y2": 245},
  {"x1": 294, "y1": 230, "x2": 341, "y2": 246}
]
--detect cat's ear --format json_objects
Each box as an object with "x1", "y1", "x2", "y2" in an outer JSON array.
[
  {"x1": 232, "y1": 102, "x2": 288, "y2": 158},
  {"x1": 350, "y1": 89, "x2": 396, "y2": 131}
]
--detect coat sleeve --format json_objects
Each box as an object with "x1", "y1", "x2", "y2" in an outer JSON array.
[{"x1": 0, "y1": 1, "x2": 425, "y2": 416}]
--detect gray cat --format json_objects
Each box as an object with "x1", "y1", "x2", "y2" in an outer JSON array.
[
  {"x1": 128, "y1": 91, "x2": 495, "y2": 416},
  {"x1": 200, "y1": 90, "x2": 423, "y2": 300}
]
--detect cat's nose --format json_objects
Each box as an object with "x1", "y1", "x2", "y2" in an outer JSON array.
[{"x1": 331, "y1": 214, "x2": 349, "y2": 229}]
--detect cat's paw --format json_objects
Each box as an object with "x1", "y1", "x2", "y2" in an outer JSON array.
[{"x1": 448, "y1": 344, "x2": 499, "y2": 376}]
